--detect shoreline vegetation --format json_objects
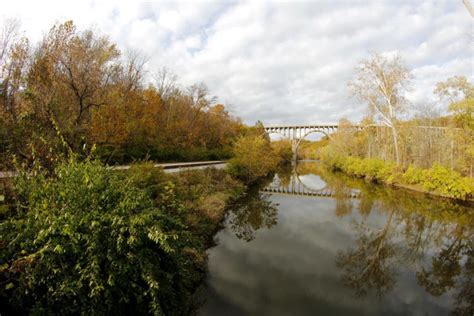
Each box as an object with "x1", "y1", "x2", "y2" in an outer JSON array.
[
  {"x1": 305, "y1": 53, "x2": 474, "y2": 204},
  {"x1": 320, "y1": 154, "x2": 474, "y2": 202},
  {"x1": 0, "y1": 158, "x2": 244, "y2": 315},
  {"x1": 0, "y1": 127, "x2": 288, "y2": 314}
]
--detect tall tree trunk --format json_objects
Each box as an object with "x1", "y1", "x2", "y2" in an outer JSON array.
[{"x1": 391, "y1": 126, "x2": 400, "y2": 165}]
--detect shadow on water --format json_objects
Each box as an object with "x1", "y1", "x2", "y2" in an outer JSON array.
[
  {"x1": 199, "y1": 161, "x2": 473, "y2": 316},
  {"x1": 226, "y1": 186, "x2": 279, "y2": 242}
]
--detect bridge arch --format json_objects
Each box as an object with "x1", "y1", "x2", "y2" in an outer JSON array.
[
  {"x1": 293, "y1": 129, "x2": 331, "y2": 159},
  {"x1": 262, "y1": 124, "x2": 362, "y2": 162},
  {"x1": 265, "y1": 130, "x2": 288, "y2": 140}
]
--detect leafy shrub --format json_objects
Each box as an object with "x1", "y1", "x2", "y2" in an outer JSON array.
[
  {"x1": 227, "y1": 135, "x2": 279, "y2": 183},
  {"x1": 271, "y1": 140, "x2": 293, "y2": 165},
  {"x1": 421, "y1": 164, "x2": 473, "y2": 199},
  {"x1": 322, "y1": 150, "x2": 473, "y2": 200},
  {"x1": 402, "y1": 165, "x2": 426, "y2": 185},
  {"x1": 0, "y1": 159, "x2": 207, "y2": 315}
]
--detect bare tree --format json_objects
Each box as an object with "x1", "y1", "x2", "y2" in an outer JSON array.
[
  {"x1": 153, "y1": 67, "x2": 178, "y2": 101},
  {"x1": 0, "y1": 18, "x2": 20, "y2": 64},
  {"x1": 349, "y1": 52, "x2": 412, "y2": 164},
  {"x1": 0, "y1": 19, "x2": 29, "y2": 120},
  {"x1": 120, "y1": 49, "x2": 148, "y2": 92}
]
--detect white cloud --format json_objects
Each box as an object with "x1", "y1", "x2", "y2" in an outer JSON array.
[{"x1": 1, "y1": 0, "x2": 472, "y2": 125}]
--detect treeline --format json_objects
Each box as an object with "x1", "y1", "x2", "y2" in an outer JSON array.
[
  {"x1": 0, "y1": 20, "x2": 243, "y2": 169},
  {"x1": 318, "y1": 53, "x2": 473, "y2": 200}
]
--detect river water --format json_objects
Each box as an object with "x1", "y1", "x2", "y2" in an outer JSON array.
[{"x1": 199, "y1": 161, "x2": 474, "y2": 316}]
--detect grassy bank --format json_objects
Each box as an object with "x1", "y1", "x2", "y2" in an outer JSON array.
[{"x1": 321, "y1": 153, "x2": 474, "y2": 201}]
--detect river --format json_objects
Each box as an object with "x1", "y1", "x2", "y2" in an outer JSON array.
[{"x1": 198, "y1": 161, "x2": 474, "y2": 316}]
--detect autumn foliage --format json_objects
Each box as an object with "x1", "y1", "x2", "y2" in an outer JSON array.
[{"x1": 0, "y1": 21, "x2": 243, "y2": 168}]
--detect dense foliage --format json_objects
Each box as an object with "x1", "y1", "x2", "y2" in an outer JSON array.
[
  {"x1": 227, "y1": 133, "x2": 280, "y2": 183},
  {"x1": 322, "y1": 151, "x2": 474, "y2": 200},
  {"x1": 271, "y1": 139, "x2": 293, "y2": 165},
  {"x1": 297, "y1": 138, "x2": 329, "y2": 160},
  {"x1": 0, "y1": 21, "x2": 243, "y2": 169},
  {"x1": 0, "y1": 159, "x2": 243, "y2": 315}
]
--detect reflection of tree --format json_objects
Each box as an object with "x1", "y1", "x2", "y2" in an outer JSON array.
[
  {"x1": 453, "y1": 240, "x2": 473, "y2": 316},
  {"x1": 416, "y1": 230, "x2": 474, "y2": 315},
  {"x1": 228, "y1": 189, "x2": 278, "y2": 242},
  {"x1": 336, "y1": 209, "x2": 398, "y2": 297},
  {"x1": 275, "y1": 165, "x2": 292, "y2": 187},
  {"x1": 273, "y1": 161, "x2": 474, "y2": 311},
  {"x1": 416, "y1": 236, "x2": 464, "y2": 296}
]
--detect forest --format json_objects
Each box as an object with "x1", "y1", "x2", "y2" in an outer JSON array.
[
  {"x1": 0, "y1": 20, "x2": 285, "y2": 315},
  {"x1": 0, "y1": 20, "x2": 244, "y2": 169}
]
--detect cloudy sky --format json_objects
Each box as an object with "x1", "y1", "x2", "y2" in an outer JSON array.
[{"x1": 1, "y1": 1, "x2": 472, "y2": 125}]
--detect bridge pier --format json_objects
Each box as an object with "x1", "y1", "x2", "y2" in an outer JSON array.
[
  {"x1": 264, "y1": 124, "x2": 347, "y2": 161},
  {"x1": 291, "y1": 140, "x2": 298, "y2": 164}
]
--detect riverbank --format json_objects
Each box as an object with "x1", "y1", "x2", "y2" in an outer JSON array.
[
  {"x1": 0, "y1": 160, "x2": 227, "y2": 179},
  {"x1": 321, "y1": 155, "x2": 474, "y2": 202},
  {"x1": 0, "y1": 132, "x2": 284, "y2": 314},
  {"x1": 0, "y1": 159, "x2": 245, "y2": 315}
]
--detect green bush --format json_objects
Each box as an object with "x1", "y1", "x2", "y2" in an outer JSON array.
[
  {"x1": 421, "y1": 164, "x2": 473, "y2": 199},
  {"x1": 0, "y1": 159, "x2": 207, "y2": 315},
  {"x1": 322, "y1": 150, "x2": 473, "y2": 200},
  {"x1": 402, "y1": 165, "x2": 426, "y2": 185},
  {"x1": 227, "y1": 135, "x2": 279, "y2": 183}
]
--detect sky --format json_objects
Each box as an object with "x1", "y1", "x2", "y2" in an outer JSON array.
[{"x1": 1, "y1": 0, "x2": 473, "y2": 125}]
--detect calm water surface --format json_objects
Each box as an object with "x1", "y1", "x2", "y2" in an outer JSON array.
[{"x1": 199, "y1": 162, "x2": 474, "y2": 316}]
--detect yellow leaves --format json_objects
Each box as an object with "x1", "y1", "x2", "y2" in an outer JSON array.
[{"x1": 228, "y1": 134, "x2": 279, "y2": 182}]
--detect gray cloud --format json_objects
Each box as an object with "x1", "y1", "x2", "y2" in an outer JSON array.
[{"x1": 1, "y1": 0, "x2": 472, "y2": 125}]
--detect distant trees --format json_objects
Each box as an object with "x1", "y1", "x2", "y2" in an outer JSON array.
[
  {"x1": 435, "y1": 76, "x2": 474, "y2": 176},
  {"x1": 335, "y1": 51, "x2": 473, "y2": 180},
  {"x1": 0, "y1": 19, "x2": 29, "y2": 122},
  {"x1": 0, "y1": 21, "x2": 243, "y2": 168}
]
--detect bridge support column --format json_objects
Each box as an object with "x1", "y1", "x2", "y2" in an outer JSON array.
[{"x1": 291, "y1": 140, "x2": 298, "y2": 165}]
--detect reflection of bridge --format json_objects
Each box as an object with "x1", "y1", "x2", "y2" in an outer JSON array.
[{"x1": 261, "y1": 173, "x2": 360, "y2": 199}]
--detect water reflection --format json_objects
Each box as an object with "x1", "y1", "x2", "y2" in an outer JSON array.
[
  {"x1": 336, "y1": 208, "x2": 398, "y2": 297},
  {"x1": 227, "y1": 187, "x2": 278, "y2": 242},
  {"x1": 200, "y1": 162, "x2": 474, "y2": 315}
]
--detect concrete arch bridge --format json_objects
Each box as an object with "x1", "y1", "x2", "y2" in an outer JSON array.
[
  {"x1": 263, "y1": 124, "x2": 361, "y2": 161},
  {"x1": 263, "y1": 124, "x2": 450, "y2": 162}
]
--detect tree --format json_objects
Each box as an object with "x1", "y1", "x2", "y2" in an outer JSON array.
[
  {"x1": 435, "y1": 76, "x2": 474, "y2": 176},
  {"x1": 349, "y1": 53, "x2": 412, "y2": 164},
  {"x1": 27, "y1": 21, "x2": 120, "y2": 140},
  {"x1": 227, "y1": 132, "x2": 279, "y2": 183},
  {"x1": 0, "y1": 19, "x2": 29, "y2": 121}
]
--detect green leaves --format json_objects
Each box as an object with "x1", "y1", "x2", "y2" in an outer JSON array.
[
  {"x1": 0, "y1": 158, "x2": 209, "y2": 314},
  {"x1": 323, "y1": 154, "x2": 473, "y2": 200}
]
